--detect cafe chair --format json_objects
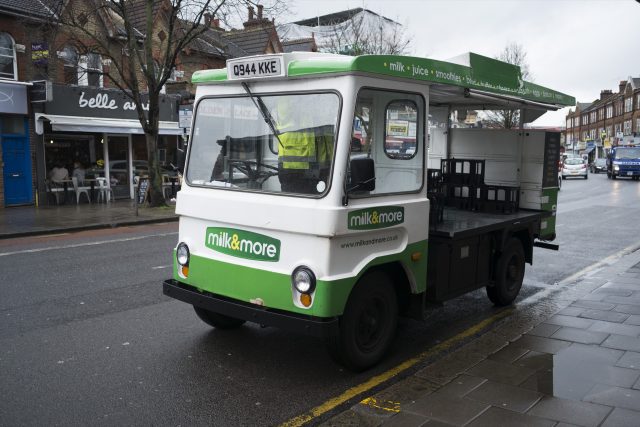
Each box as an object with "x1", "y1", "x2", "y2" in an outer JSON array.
[
  {"x1": 71, "y1": 177, "x2": 91, "y2": 204},
  {"x1": 45, "y1": 180, "x2": 65, "y2": 205},
  {"x1": 162, "y1": 175, "x2": 175, "y2": 199},
  {"x1": 96, "y1": 177, "x2": 114, "y2": 203}
]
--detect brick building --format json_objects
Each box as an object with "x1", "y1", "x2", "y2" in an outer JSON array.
[
  {"x1": 564, "y1": 77, "x2": 640, "y2": 160},
  {"x1": 0, "y1": 0, "x2": 268, "y2": 207}
]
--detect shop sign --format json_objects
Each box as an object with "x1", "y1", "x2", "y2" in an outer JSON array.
[
  {"x1": 31, "y1": 42, "x2": 49, "y2": 66},
  {"x1": 178, "y1": 105, "x2": 193, "y2": 129},
  {"x1": 0, "y1": 82, "x2": 28, "y2": 115},
  {"x1": 45, "y1": 85, "x2": 178, "y2": 122}
]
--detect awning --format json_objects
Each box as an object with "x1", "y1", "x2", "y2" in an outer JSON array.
[
  {"x1": 35, "y1": 113, "x2": 182, "y2": 135},
  {"x1": 583, "y1": 146, "x2": 595, "y2": 154}
]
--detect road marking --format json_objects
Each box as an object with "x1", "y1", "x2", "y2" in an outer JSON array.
[
  {"x1": 0, "y1": 232, "x2": 178, "y2": 257},
  {"x1": 280, "y1": 308, "x2": 513, "y2": 427},
  {"x1": 32, "y1": 233, "x2": 70, "y2": 238},
  {"x1": 152, "y1": 265, "x2": 172, "y2": 270}
]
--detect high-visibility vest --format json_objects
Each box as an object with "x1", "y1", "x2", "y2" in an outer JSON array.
[{"x1": 278, "y1": 127, "x2": 333, "y2": 171}]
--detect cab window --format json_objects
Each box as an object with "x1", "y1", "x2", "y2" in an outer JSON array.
[{"x1": 349, "y1": 88, "x2": 424, "y2": 196}]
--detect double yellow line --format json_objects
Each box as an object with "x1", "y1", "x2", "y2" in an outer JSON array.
[{"x1": 281, "y1": 308, "x2": 513, "y2": 427}]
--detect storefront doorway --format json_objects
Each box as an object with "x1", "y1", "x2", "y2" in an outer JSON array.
[{"x1": 106, "y1": 135, "x2": 131, "y2": 199}]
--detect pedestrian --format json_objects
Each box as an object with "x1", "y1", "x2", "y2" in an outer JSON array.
[
  {"x1": 49, "y1": 161, "x2": 69, "y2": 183},
  {"x1": 72, "y1": 161, "x2": 86, "y2": 185}
]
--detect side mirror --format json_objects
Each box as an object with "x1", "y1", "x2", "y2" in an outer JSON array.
[{"x1": 349, "y1": 157, "x2": 375, "y2": 192}]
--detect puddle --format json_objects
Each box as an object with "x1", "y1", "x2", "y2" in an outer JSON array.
[{"x1": 514, "y1": 344, "x2": 637, "y2": 400}]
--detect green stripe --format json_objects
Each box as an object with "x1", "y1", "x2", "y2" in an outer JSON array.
[
  {"x1": 192, "y1": 53, "x2": 574, "y2": 106},
  {"x1": 174, "y1": 240, "x2": 428, "y2": 318}
]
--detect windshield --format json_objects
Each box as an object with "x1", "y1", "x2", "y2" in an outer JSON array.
[
  {"x1": 595, "y1": 158, "x2": 606, "y2": 165},
  {"x1": 614, "y1": 147, "x2": 640, "y2": 160},
  {"x1": 187, "y1": 93, "x2": 340, "y2": 195},
  {"x1": 565, "y1": 158, "x2": 583, "y2": 165}
]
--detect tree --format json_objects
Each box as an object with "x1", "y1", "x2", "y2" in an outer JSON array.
[
  {"x1": 484, "y1": 42, "x2": 532, "y2": 129},
  {"x1": 321, "y1": 9, "x2": 411, "y2": 56},
  {"x1": 50, "y1": 0, "x2": 283, "y2": 206}
]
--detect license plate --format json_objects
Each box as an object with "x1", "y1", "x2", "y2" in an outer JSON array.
[
  {"x1": 571, "y1": 171, "x2": 579, "y2": 174},
  {"x1": 628, "y1": 172, "x2": 633, "y2": 176},
  {"x1": 228, "y1": 58, "x2": 283, "y2": 80}
]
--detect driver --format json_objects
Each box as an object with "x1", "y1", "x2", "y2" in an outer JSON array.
[{"x1": 275, "y1": 97, "x2": 332, "y2": 194}]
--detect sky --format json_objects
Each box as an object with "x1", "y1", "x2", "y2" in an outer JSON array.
[{"x1": 279, "y1": 0, "x2": 640, "y2": 127}]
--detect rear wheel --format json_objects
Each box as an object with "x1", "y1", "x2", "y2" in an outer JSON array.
[
  {"x1": 193, "y1": 306, "x2": 246, "y2": 329},
  {"x1": 487, "y1": 238, "x2": 525, "y2": 306},
  {"x1": 327, "y1": 271, "x2": 398, "y2": 371},
  {"x1": 612, "y1": 174, "x2": 617, "y2": 180}
]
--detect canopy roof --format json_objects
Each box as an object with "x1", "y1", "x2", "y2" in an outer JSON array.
[{"x1": 193, "y1": 52, "x2": 575, "y2": 109}]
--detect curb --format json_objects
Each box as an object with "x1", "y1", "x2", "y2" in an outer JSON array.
[{"x1": 0, "y1": 215, "x2": 179, "y2": 240}]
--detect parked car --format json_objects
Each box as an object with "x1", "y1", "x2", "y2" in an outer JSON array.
[
  {"x1": 561, "y1": 157, "x2": 588, "y2": 179},
  {"x1": 590, "y1": 158, "x2": 607, "y2": 174}
]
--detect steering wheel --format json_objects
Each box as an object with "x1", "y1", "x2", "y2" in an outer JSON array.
[{"x1": 230, "y1": 160, "x2": 278, "y2": 184}]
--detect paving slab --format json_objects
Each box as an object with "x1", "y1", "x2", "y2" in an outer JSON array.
[
  {"x1": 465, "y1": 380, "x2": 542, "y2": 413},
  {"x1": 601, "y1": 334, "x2": 640, "y2": 352},
  {"x1": 600, "y1": 407, "x2": 640, "y2": 427},
  {"x1": 556, "y1": 306, "x2": 584, "y2": 317},
  {"x1": 466, "y1": 406, "x2": 554, "y2": 427},
  {"x1": 465, "y1": 359, "x2": 535, "y2": 386},
  {"x1": 512, "y1": 351, "x2": 553, "y2": 372},
  {"x1": 435, "y1": 374, "x2": 485, "y2": 398},
  {"x1": 525, "y1": 323, "x2": 562, "y2": 338},
  {"x1": 550, "y1": 327, "x2": 609, "y2": 345},
  {"x1": 404, "y1": 392, "x2": 490, "y2": 426},
  {"x1": 624, "y1": 315, "x2": 640, "y2": 326},
  {"x1": 584, "y1": 384, "x2": 640, "y2": 412},
  {"x1": 544, "y1": 315, "x2": 594, "y2": 329},
  {"x1": 578, "y1": 309, "x2": 630, "y2": 323},
  {"x1": 615, "y1": 351, "x2": 640, "y2": 370},
  {"x1": 588, "y1": 320, "x2": 640, "y2": 337},
  {"x1": 571, "y1": 300, "x2": 616, "y2": 311},
  {"x1": 526, "y1": 396, "x2": 612, "y2": 427},
  {"x1": 614, "y1": 304, "x2": 640, "y2": 315},
  {"x1": 511, "y1": 335, "x2": 572, "y2": 355},
  {"x1": 487, "y1": 345, "x2": 530, "y2": 363}
]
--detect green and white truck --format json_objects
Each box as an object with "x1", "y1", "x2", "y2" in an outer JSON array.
[{"x1": 163, "y1": 52, "x2": 574, "y2": 371}]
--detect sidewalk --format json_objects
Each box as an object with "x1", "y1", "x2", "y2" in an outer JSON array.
[
  {"x1": 325, "y1": 246, "x2": 640, "y2": 427},
  {"x1": 0, "y1": 200, "x2": 178, "y2": 239}
]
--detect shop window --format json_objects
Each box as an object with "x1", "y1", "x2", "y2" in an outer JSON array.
[{"x1": 0, "y1": 32, "x2": 17, "y2": 80}]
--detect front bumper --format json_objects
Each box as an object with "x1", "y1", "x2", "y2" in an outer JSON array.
[{"x1": 163, "y1": 279, "x2": 339, "y2": 338}]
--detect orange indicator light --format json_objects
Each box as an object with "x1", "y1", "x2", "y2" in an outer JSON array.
[
  {"x1": 300, "y1": 293, "x2": 312, "y2": 307},
  {"x1": 411, "y1": 252, "x2": 422, "y2": 262}
]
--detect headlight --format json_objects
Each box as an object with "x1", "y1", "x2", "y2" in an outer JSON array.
[
  {"x1": 614, "y1": 165, "x2": 619, "y2": 171},
  {"x1": 292, "y1": 266, "x2": 316, "y2": 294},
  {"x1": 176, "y1": 242, "x2": 190, "y2": 266}
]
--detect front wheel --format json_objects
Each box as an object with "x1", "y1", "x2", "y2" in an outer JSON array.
[
  {"x1": 193, "y1": 306, "x2": 246, "y2": 329},
  {"x1": 327, "y1": 271, "x2": 398, "y2": 371},
  {"x1": 487, "y1": 238, "x2": 525, "y2": 306}
]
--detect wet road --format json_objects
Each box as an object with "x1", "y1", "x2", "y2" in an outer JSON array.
[{"x1": 1, "y1": 173, "x2": 639, "y2": 426}]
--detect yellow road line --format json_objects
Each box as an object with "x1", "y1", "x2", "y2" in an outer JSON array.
[{"x1": 280, "y1": 308, "x2": 513, "y2": 427}]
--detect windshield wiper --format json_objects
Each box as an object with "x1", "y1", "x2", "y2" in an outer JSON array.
[{"x1": 241, "y1": 82, "x2": 284, "y2": 151}]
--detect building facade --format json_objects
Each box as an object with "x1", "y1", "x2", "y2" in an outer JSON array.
[
  {"x1": 564, "y1": 77, "x2": 640, "y2": 160},
  {"x1": 0, "y1": 0, "x2": 269, "y2": 207}
]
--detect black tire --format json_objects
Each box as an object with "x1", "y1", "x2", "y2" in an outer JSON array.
[
  {"x1": 326, "y1": 271, "x2": 398, "y2": 371},
  {"x1": 607, "y1": 172, "x2": 611, "y2": 178},
  {"x1": 584, "y1": 174, "x2": 588, "y2": 179},
  {"x1": 612, "y1": 174, "x2": 617, "y2": 180},
  {"x1": 486, "y1": 238, "x2": 525, "y2": 306},
  {"x1": 193, "y1": 306, "x2": 246, "y2": 329}
]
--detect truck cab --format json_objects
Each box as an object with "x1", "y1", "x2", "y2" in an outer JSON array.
[
  {"x1": 164, "y1": 52, "x2": 574, "y2": 370},
  {"x1": 607, "y1": 146, "x2": 640, "y2": 180}
]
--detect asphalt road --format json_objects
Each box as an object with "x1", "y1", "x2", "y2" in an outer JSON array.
[{"x1": 1, "y1": 172, "x2": 639, "y2": 426}]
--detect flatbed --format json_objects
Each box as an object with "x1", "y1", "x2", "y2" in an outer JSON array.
[{"x1": 430, "y1": 208, "x2": 546, "y2": 239}]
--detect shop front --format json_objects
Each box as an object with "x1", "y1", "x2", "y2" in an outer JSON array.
[
  {"x1": 34, "y1": 85, "x2": 181, "y2": 204},
  {"x1": 0, "y1": 80, "x2": 32, "y2": 207}
]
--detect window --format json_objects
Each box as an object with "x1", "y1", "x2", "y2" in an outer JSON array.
[
  {"x1": 582, "y1": 115, "x2": 588, "y2": 125},
  {"x1": 187, "y1": 92, "x2": 340, "y2": 196},
  {"x1": 384, "y1": 100, "x2": 418, "y2": 159},
  {"x1": 637, "y1": 94, "x2": 640, "y2": 110},
  {"x1": 566, "y1": 118, "x2": 571, "y2": 129},
  {"x1": 637, "y1": 119, "x2": 640, "y2": 133},
  {"x1": 61, "y1": 46, "x2": 78, "y2": 84},
  {"x1": 623, "y1": 120, "x2": 632, "y2": 135},
  {"x1": 606, "y1": 105, "x2": 613, "y2": 119},
  {"x1": 349, "y1": 88, "x2": 424, "y2": 196},
  {"x1": 598, "y1": 108, "x2": 604, "y2": 121},
  {"x1": 624, "y1": 97, "x2": 633, "y2": 113},
  {"x1": 0, "y1": 32, "x2": 17, "y2": 80},
  {"x1": 590, "y1": 111, "x2": 596, "y2": 123},
  {"x1": 78, "y1": 52, "x2": 103, "y2": 87},
  {"x1": 575, "y1": 116, "x2": 580, "y2": 126}
]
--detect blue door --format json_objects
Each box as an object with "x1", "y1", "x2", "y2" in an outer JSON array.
[{"x1": 2, "y1": 129, "x2": 33, "y2": 206}]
